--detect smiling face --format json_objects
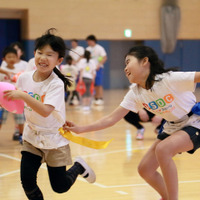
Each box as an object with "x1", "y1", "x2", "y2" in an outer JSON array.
[
  {"x1": 124, "y1": 55, "x2": 150, "y2": 88},
  {"x1": 34, "y1": 44, "x2": 63, "y2": 77}
]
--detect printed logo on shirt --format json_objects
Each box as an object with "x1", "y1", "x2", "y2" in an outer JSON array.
[
  {"x1": 24, "y1": 91, "x2": 46, "y2": 111},
  {"x1": 142, "y1": 94, "x2": 175, "y2": 114}
]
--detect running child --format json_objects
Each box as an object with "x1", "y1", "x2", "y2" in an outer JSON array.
[{"x1": 4, "y1": 28, "x2": 95, "y2": 200}]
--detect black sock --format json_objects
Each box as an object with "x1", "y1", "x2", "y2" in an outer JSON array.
[
  {"x1": 66, "y1": 162, "x2": 85, "y2": 183},
  {"x1": 24, "y1": 186, "x2": 43, "y2": 200}
]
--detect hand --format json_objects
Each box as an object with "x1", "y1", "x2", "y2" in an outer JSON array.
[
  {"x1": 3, "y1": 89, "x2": 24, "y2": 101},
  {"x1": 63, "y1": 121, "x2": 82, "y2": 134},
  {"x1": 6, "y1": 72, "x2": 14, "y2": 80},
  {"x1": 96, "y1": 64, "x2": 101, "y2": 71}
]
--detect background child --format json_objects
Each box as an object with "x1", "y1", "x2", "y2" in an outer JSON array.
[
  {"x1": 0, "y1": 46, "x2": 25, "y2": 143},
  {"x1": 63, "y1": 45, "x2": 200, "y2": 200},
  {"x1": 60, "y1": 55, "x2": 80, "y2": 105},
  {"x1": 1, "y1": 42, "x2": 28, "y2": 139},
  {"x1": 3, "y1": 28, "x2": 95, "y2": 200},
  {"x1": 78, "y1": 50, "x2": 96, "y2": 111},
  {"x1": 124, "y1": 108, "x2": 164, "y2": 140},
  {"x1": 1, "y1": 41, "x2": 28, "y2": 72}
]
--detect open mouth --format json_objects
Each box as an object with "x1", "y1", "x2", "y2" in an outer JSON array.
[{"x1": 39, "y1": 63, "x2": 48, "y2": 68}]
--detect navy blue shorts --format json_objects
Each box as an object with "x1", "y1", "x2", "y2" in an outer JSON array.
[{"x1": 157, "y1": 126, "x2": 200, "y2": 154}]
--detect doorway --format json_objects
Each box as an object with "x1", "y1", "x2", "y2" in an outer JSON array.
[{"x1": 0, "y1": 19, "x2": 21, "y2": 61}]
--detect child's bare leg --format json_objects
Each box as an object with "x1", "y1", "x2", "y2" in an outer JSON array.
[
  {"x1": 155, "y1": 131, "x2": 193, "y2": 200},
  {"x1": 138, "y1": 139, "x2": 168, "y2": 199}
]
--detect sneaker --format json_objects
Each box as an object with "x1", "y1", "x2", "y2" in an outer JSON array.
[
  {"x1": 95, "y1": 99, "x2": 104, "y2": 106},
  {"x1": 75, "y1": 157, "x2": 96, "y2": 183},
  {"x1": 13, "y1": 131, "x2": 20, "y2": 141},
  {"x1": 69, "y1": 102, "x2": 74, "y2": 106},
  {"x1": 136, "y1": 128, "x2": 144, "y2": 140}
]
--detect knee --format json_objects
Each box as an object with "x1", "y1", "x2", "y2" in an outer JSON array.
[
  {"x1": 51, "y1": 184, "x2": 71, "y2": 194},
  {"x1": 138, "y1": 161, "x2": 150, "y2": 179},
  {"x1": 155, "y1": 142, "x2": 171, "y2": 162}
]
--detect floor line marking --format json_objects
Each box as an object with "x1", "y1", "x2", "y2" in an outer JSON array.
[
  {"x1": 1, "y1": 153, "x2": 200, "y2": 189},
  {"x1": 0, "y1": 153, "x2": 21, "y2": 161},
  {"x1": 0, "y1": 169, "x2": 20, "y2": 177},
  {"x1": 116, "y1": 191, "x2": 128, "y2": 195}
]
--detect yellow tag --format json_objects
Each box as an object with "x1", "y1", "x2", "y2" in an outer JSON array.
[{"x1": 59, "y1": 128, "x2": 113, "y2": 149}]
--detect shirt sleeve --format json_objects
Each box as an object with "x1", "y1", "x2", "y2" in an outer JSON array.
[
  {"x1": 99, "y1": 46, "x2": 107, "y2": 57},
  {"x1": 120, "y1": 89, "x2": 140, "y2": 113},
  {"x1": 166, "y1": 72, "x2": 196, "y2": 92}
]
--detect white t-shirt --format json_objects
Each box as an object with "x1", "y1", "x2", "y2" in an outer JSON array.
[
  {"x1": 86, "y1": 44, "x2": 107, "y2": 68},
  {"x1": 120, "y1": 72, "x2": 197, "y2": 121},
  {"x1": 60, "y1": 64, "x2": 78, "y2": 81},
  {"x1": 69, "y1": 46, "x2": 84, "y2": 62},
  {"x1": 77, "y1": 58, "x2": 96, "y2": 80},
  {"x1": 1, "y1": 60, "x2": 28, "y2": 72},
  {"x1": 0, "y1": 65, "x2": 24, "y2": 84},
  {"x1": 17, "y1": 70, "x2": 69, "y2": 149},
  {"x1": 120, "y1": 71, "x2": 200, "y2": 134}
]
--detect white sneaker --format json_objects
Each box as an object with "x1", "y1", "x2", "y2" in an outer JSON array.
[
  {"x1": 95, "y1": 99, "x2": 104, "y2": 105},
  {"x1": 136, "y1": 128, "x2": 145, "y2": 140},
  {"x1": 75, "y1": 157, "x2": 96, "y2": 183}
]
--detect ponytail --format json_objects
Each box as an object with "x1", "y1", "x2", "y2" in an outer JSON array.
[
  {"x1": 84, "y1": 50, "x2": 91, "y2": 63},
  {"x1": 53, "y1": 67, "x2": 71, "y2": 91}
]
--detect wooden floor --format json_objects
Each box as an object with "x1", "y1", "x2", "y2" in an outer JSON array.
[{"x1": 1, "y1": 88, "x2": 200, "y2": 200}]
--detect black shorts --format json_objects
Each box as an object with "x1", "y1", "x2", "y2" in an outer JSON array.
[{"x1": 157, "y1": 126, "x2": 200, "y2": 154}]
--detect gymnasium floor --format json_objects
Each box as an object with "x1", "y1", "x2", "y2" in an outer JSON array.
[{"x1": 0, "y1": 88, "x2": 200, "y2": 200}]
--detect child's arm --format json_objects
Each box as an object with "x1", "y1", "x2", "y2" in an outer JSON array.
[
  {"x1": 194, "y1": 72, "x2": 200, "y2": 83},
  {"x1": 0, "y1": 68, "x2": 11, "y2": 79},
  {"x1": 63, "y1": 106, "x2": 129, "y2": 134},
  {"x1": 3, "y1": 90, "x2": 54, "y2": 117}
]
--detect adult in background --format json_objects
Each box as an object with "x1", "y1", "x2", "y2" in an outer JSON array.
[{"x1": 86, "y1": 35, "x2": 107, "y2": 106}]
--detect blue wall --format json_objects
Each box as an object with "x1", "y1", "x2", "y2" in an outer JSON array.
[
  {"x1": 23, "y1": 39, "x2": 200, "y2": 89},
  {"x1": 145, "y1": 40, "x2": 200, "y2": 87},
  {"x1": 0, "y1": 19, "x2": 21, "y2": 60}
]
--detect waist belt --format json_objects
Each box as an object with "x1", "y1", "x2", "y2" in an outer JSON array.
[
  {"x1": 170, "y1": 102, "x2": 200, "y2": 124},
  {"x1": 187, "y1": 110, "x2": 193, "y2": 117}
]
